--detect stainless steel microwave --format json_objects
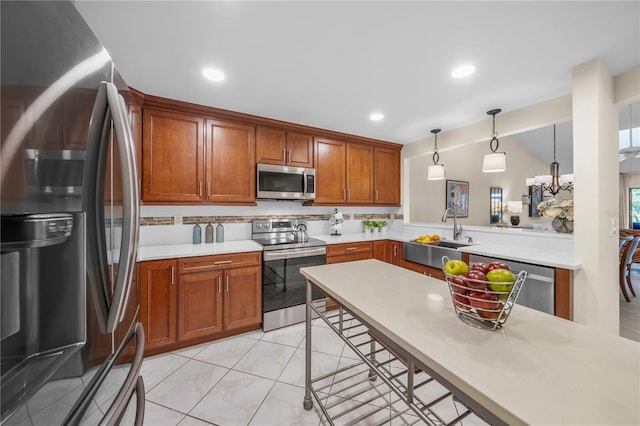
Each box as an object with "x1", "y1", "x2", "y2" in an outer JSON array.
[{"x1": 256, "y1": 163, "x2": 315, "y2": 200}]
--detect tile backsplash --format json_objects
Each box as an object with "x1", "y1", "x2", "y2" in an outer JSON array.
[{"x1": 138, "y1": 203, "x2": 403, "y2": 246}]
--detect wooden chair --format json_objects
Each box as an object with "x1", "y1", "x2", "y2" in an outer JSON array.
[{"x1": 619, "y1": 236, "x2": 640, "y2": 302}]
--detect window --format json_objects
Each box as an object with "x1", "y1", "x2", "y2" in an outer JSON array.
[{"x1": 630, "y1": 188, "x2": 640, "y2": 229}]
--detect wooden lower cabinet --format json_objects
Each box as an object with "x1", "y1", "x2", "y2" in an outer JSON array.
[
  {"x1": 140, "y1": 259, "x2": 178, "y2": 352},
  {"x1": 178, "y1": 270, "x2": 223, "y2": 341},
  {"x1": 326, "y1": 242, "x2": 373, "y2": 264},
  {"x1": 224, "y1": 266, "x2": 262, "y2": 331},
  {"x1": 139, "y1": 253, "x2": 261, "y2": 355},
  {"x1": 399, "y1": 258, "x2": 445, "y2": 281}
]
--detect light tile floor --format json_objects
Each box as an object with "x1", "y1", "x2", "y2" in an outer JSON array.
[
  {"x1": 140, "y1": 320, "x2": 488, "y2": 426},
  {"x1": 620, "y1": 269, "x2": 640, "y2": 342}
]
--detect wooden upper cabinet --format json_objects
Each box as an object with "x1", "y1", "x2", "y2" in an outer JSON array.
[
  {"x1": 286, "y1": 132, "x2": 313, "y2": 167},
  {"x1": 256, "y1": 127, "x2": 313, "y2": 168},
  {"x1": 256, "y1": 127, "x2": 287, "y2": 164},
  {"x1": 205, "y1": 119, "x2": 256, "y2": 204},
  {"x1": 374, "y1": 147, "x2": 400, "y2": 205},
  {"x1": 346, "y1": 143, "x2": 374, "y2": 204},
  {"x1": 142, "y1": 108, "x2": 204, "y2": 202},
  {"x1": 314, "y1": 138, "x2": 346, "y2": 203}
]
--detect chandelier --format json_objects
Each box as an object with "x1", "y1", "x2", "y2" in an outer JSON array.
[{"x1": 525, "y1": 124, "x2": 573, "y2": 196}]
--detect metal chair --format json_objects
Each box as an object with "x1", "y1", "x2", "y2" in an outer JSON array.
[{"x1": 619, "y1": 236, "x2": 640, "y2": 302}]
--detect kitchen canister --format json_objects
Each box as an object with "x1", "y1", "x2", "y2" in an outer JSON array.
[
  {"x1": 205, "y1": 222, "x2": 213, "y2": 243},
  {"x1": 193, "y1": 223, "x2": 202, "y2": 244},
  {"x1": 216, "y1": 223, "x2": 224, "y2": 243}
]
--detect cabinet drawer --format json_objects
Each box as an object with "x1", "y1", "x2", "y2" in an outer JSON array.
[
  {"x1": 179, "y1": 251, "x2": 261, "y2": 273},
  {"x1": 327, "y1": 252, "x2": 372, "y2": 264},
  {"x1": 326, "y1": 242, "x2": 372, "y2": 258}
]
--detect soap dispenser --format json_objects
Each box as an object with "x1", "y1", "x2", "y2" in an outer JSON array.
[
  {"x1": 215, "y1": 222, "x2": 224, "y2": 243},
  {"x1": 205, "y1": 222, "x2": 213, "y2": 243},
  {"x1": 193, "y1": 223, "x2": 202, "y2": 244}
]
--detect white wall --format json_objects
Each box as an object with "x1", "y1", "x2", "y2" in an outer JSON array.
[
  {"x1": 407, "y1": 134, "x2": 551, "y2": 226},
  {"x1": 402, "y1": 94, "x2": 573, "y2": 224}
]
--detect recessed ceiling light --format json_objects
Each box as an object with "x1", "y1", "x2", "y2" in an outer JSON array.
[
  {"x1": 451, "y1": 65, "x2": 476, "y2": 79},
  {"x1": 202, "y1": 68, "x2": 225, "y2": 82},
  {"x1": 369, "y1": 112, "x2": 384, "y2": 121}
]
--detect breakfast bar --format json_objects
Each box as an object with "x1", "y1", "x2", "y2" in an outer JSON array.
[{"x1": 301, "y1": 259, "x2": 639, "y2": 425}]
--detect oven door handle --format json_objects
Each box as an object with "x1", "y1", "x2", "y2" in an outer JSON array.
[{"x1": 263, "y1": 247, "x2": 326, "y2": 261}]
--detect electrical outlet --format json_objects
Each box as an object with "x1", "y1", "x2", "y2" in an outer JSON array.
[
  {"x1": 350, "y1": 213, "x2": 354, "y2": 221},
  {"x1": 174, "y1": 214, "x2": 183, "y2": 226},
  {"x1": 611, "y1": 219, "x2": 617, "y2": 236}
]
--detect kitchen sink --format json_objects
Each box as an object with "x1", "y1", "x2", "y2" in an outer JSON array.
[
  {"x1": 403, "y1": 240, "x2": 472, "y2": 268},
  {"x1": 436, "y1": 241, "x2": 472, "y2": 249}
]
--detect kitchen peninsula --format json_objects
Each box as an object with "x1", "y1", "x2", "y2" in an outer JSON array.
[{"x1": 301, "y1": 260, "x2": 639, "y2": 425}]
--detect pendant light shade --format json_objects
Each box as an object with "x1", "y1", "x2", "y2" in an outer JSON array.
[
  {"x1": 427, "y1": 164, "x2": 445, "y2": 180},
  {"x1": 483, "y1": 109, "x2": 506, "y2": 173},
  {"x1": 427, "y1": 128, "x2": 445, "y2": 180},
  {"x1": 482, "y1": 152, "x2": 506, "y2": 173}
]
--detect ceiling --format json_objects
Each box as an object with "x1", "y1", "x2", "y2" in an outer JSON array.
[{"x1": 74, "y1": 1, "x2": 639, "y2": 149}]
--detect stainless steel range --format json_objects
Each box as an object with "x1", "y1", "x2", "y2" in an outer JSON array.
[{"x1": 252, "y1": 218, "x2": 326, "y2": 331}]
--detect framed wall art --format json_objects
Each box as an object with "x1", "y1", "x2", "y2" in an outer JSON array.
[{"x1": 446, "y1": 180, "x2": 469, "y2": 218}]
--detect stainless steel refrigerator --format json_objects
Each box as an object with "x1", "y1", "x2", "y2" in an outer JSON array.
[{"x1": 1, "y1": 1, "x2": 144, "y2": 424}]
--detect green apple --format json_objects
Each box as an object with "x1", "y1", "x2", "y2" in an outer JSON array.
[
  {"x1": 444, "y1": 260, "x2": 469, "y2": 276},
  {"x1": 486, "y1": 268, "x2": 516, "y2": 300}
]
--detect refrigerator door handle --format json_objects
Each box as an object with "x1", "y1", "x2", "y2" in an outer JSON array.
[
  {"x1": 83, "y1": 83, "x2": 111, "y2": 334},
  {"x1": 104, "y1": 82, "x2": 140, "y2": 332},
  {"x1": 99, "y1": 322, "x2": 145, "y2": 426}
]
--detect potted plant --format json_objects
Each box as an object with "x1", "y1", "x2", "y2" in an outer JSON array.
[
  {"x1": 377, "y1": 220, "x2": 389, "y2": 233},
  {"x1": 363, "y1": 220, "x2": 376, "y2": 234}
]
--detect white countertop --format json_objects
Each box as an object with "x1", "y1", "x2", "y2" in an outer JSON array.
[
  {"x1": 136, "y1": 230, "x2": 580, "y2": 270},
  {"x1": 300, "y1": 259, "x2": 639, "y2": 425},
  {"x1": 458, "y1": 243, "x2": 580, "y2": 269},
  {"x1": 137, "y1": 241, "x2": 263, "y2": 262},
  {"x1": 314, "y1": 231, "x2": 580, "y2": 270}
]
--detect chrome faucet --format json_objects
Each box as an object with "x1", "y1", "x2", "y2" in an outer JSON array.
[{"x1": 441, "y1": 208, "x2": 463, "y2": 240}]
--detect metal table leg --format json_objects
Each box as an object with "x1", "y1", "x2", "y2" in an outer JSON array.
[{"x1": 303, "y1": 278, "x2": 313, "y2": 410}]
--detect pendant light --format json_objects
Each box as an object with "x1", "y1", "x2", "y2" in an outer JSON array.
[
  {"x1": 427, "y1": 128, "x2": 445, "y2": 180},
  {"x1": 525, "y1": 124, "x2": 574, "y2": 195},
  {"x1": 482, "y1": 109, "x2": 506, "y2": 173}
]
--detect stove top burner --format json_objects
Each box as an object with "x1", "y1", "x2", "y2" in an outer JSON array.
[{"x1": 251, "y1": 218, "x2": 326, "y2": 251}]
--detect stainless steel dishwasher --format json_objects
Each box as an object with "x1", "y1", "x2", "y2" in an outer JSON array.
[{"x1": 469, "y1": 254, "x2": 555, "y2": 315}]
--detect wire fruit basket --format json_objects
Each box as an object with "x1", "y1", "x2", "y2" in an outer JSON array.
[{"x1": 442, "y1": 256, "x2": 527, "y2": 331}]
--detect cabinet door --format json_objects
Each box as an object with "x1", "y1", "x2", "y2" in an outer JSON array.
[
  {"x1": 388, "y1": 241, "x2": 401, "y2": 266},
  {"x1": 116, "y1": 264, "x2": 140, "y2": 357},
  {"x1": 223, "y1": 266, "x2": 262, "y2": 331},
  {"x1": 256, "y1": 126, "x2": 287, "y2": 165},
  {"x1": 346, "y1": 143, "x2": 374, "y2": 204},
  {"x1": 287, "y1": 132, "x2": 313, "y2": 167},
  {"x1": 374, "y1": 147, "x2": 400, "y2": 205},
  {"x1": 1, "y1": 87, "x2": 29, "y2": 203},
  {"x1": 205, "y1": 119, "x2": 255, "y2": 204},
  {"x1": 140, "y1": 260, "x2": 178, "y2": 351},
  {"x1": 142, "y1": 109, "x2": 204, "y2": 202},
  {"x1": 128, "y1": 101, "x2": 143, "y2": 198},
  {"x1": 373, "y1": 240, "x2": 389, "y2": 262},
  {"x1": 62, "y1": 88, "x2": 98, "y2": 149},
  {"x1": 314, "y1": 138, "x2": 346, "y2": 203},
  {"x1": 178, "y1": 271, "x2": 223, "y2": 341}
]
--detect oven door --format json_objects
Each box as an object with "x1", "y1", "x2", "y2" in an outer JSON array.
[{"x1": 262, "y1": 247, "x2": 326, "y2": 331}]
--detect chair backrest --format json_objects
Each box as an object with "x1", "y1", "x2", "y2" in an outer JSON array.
[
  {"x1": 620, "y1": 236, "x2": 633, "y2": 251},
  {"x1": 623, "y1": 236, "x2": 640, "y2": 266}
]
